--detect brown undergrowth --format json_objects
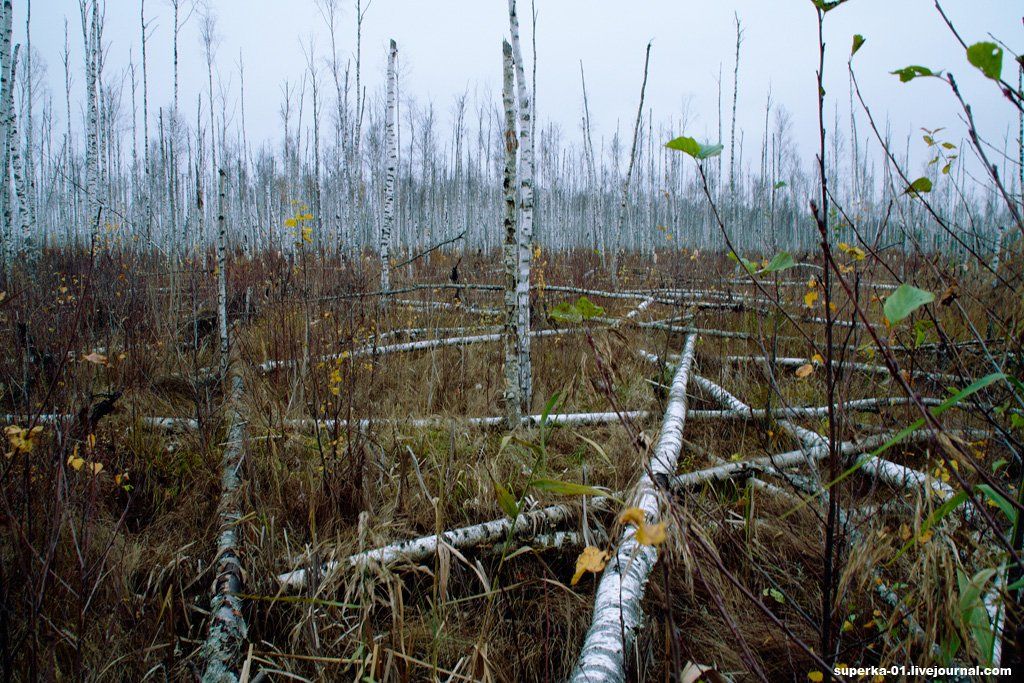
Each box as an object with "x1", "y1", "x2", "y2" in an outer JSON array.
[{"x1": 0, "y1": 248, "x2": 1016, "y2": 680}]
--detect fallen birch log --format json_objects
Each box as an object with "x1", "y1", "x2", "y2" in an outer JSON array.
[
  {"x1": 569, "y1": 333, "x2": 698, "y2": 683},
  {"x1": 259, "y1": 327, "x2": 583, "y2": 372},
  {"x1": 200, "y1": 363, "x2": 249, "y2": 682},
  {"x1": 280, "y1": 410, "x2": 653, "y2": 433},
  {"x1": 724, "y1": 354, "x2": 963, "y2": 385},
  {"x1": 1, "y1": 413, "x2": 199, "y2": 431},
  {"x1": 277, "y1": 496, "x2": 613, "y2": 590},
  {"x1": 687, "y1": 396, "x2": 941, "y2": 420},
  {"x1": 393, "y1": 298, "x2": 499, "y2": 316}
]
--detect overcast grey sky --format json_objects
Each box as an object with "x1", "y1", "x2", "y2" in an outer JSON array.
[{"x1": 21, "y1": 1, "x2": 1024, "y2": 177}]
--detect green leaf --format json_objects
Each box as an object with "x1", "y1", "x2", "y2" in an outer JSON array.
[
  {"x1": 728, "y1": 251, "x2": 757, "y2": 275},
  {"x1": 549, "y1": 297, "x2": 605, "y2": 324},
  {"x1": 494, "y1": 482, "x2": 520, "y2": 518},
  {"x1": 530, "y1": 478, "x2": 607, "y2": 497},
  {"x1": 904, "y1": 176, "x2": 933, "y2": 196},
  {"x1": 665, "y1": 136, "x2": 701, "y2": 157},
  {"x1": 958, "y1": 567, "x2": 998, "y2": 665},
  {"x1": 966, "y1": 41, "x2": 1002, "y2": 81},
  {"x1": 759, "y1": 251, "x2": 796, "y2": 274},
  {"x1": 977, "y1": 484, "x2": 1016, "y2": 524},
  {"x1": 812, "y1": 0, "x2": 849, "y2": 12},
  {"x1": 884, "y1": 283, "x2": 935, "y2": 323},
  {"x1": 851, "y1": 34, "x2": 865, "y2": 56},
  {"x1": 540, "y1": 391, "x2": 562, "y2": 431},
  {"x1": 574, "y1": 296, "x2": 605, "y2": 321},
  {"x1": 891, "y1": 65, "x2": 938, "y2": 82},
  {"x1": 576, "y1": 433, "x2": 614, "y2": 467},
  {"x1": 772, "y1": 180, "x2": 787, "y2": 190},
  {"x1": 665, "y1": 136, "x2": 723, "y2": 159},
  {"x1": 696, "y1": 142, "x2": 724, "y2": 159},
  {"x1": 549, "y1": 301, "x2": 582, "y2": 323}
]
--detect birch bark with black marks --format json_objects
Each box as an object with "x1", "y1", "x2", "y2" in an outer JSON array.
[
  {"x1": 202, "y1": 169, "x2": 248, "y2": 681},
  {"x1": 0, "y1": 0, "x2": 12, "y2": 271},
  {"x1": 199, "y1": 360, "x2": 248, "y2": 682},
  {"x1": 216, "y1": 168, "x2": 229, "y2": 377},
  {"x1": 569, "y1": 334, "x2": 697, "y2": 683},
  {"x1": 501, "y1": 39, "x2": 522, "y2": 427},
  {"x1": 380, "y1": 39, "x2": 397, "y2": 293},
  {"x1": 6, "y1": 47, "x2": 35, "y2": 259},
  {"x1": 80, "y1": 0, "x2": 101, "y2": 241},
  {"x1": 507, "y1": 0, "x2": 533, "y2": 409}
]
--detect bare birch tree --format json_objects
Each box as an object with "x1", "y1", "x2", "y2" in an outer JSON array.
[
  {"x1": 380, "y1": 38, "x2": 397, "y2": 292},
  {"x1": 501, "y1": 39, "x2": 521, "y2": 426},
  {"x1": 507, "y1": 0, "x2": 533, "y2": 410}
]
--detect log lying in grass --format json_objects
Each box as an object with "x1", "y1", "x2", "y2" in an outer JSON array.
[
  {"x1": 691, "y1": 375, "x2": 953, "y2": 656},
  {"x1": 393, "y1": 298, "x2": 500, "y2": 316},
  {"x1": 1, "y1": 413, "x2": 199, "y2": 431},
  {"x1": 621, "y1": 296, "x2": 655, "y2": 323},
  {"x1": 283, "y1": 410, "x2": 653, "y2": 433},
  {"x1": 259, "y1": 327, "x2": 583, "y2": 372},
  {"x1": 724, "y1": 354, "x2": 963, "y2": 385},
  {"x1": 669, "y1": 428, "x2": 952, "y2": 490},
  {"x1": 277, "y1": 495, "x2": 613, "y2": 590},
  {"x1": 569, "y1": 334, "x2": 698, "y2": 683},
  {"x1": 200, "y1": 364, "x2": 249, "y2": 682},
  {"x1": 687, "y1": 396, "x2": 941, "y2": 420}
]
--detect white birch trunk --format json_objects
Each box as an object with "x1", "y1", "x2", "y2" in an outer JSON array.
[
  {"x1": 216, "y1": 168, "x2": 229, "y2": 378},
  {"x1": 258, "y1": 327, "x2": 584, "y2": 373},
  {"x1": 0, "y1": 0, "x2": 13, "y2": 270},
  {"x1": 200, "y1": 364, "x2": 248, "y2": 682},
  {"x1": 569, "y1": 334, "x2": 697, "y2": 683},
  {"x1": 507, "y1": 0, "x2": 533, "y2": 410},
  {"x1": 279, "y1": 495, "x2": 614, "y2": 589},
  {"x1": 501, "y1": 39, "x2": 522, "y2": 427},
  {"x1": 2, "y1": 413, "x2": 198, "y2": 431},
  {"x1": 82, "y1": 0, "x2": 101, "y2": 238},
  {"x1": 380, "y1": 39, "x2": 397, "y2": 293},
  {"x1": 724, "y1": 354, "x2": 963, "y2": 385}
]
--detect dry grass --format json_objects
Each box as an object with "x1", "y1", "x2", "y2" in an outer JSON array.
[{"x1": 0, "y1": 247, "x2": 1016, "y2": 680}]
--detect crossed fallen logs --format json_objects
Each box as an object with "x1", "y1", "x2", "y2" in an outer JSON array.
[
  {"x1": 6, "y1": 292, "x2": 999, "y2": 681},
  {"x1": 269, "y1": 332, "x2": 996, "y2": 681}
]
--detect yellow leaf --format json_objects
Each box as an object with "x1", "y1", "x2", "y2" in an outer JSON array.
[
  {"x1": 302, "y1": 212, "x2": 314, "y2": 220},
  {"x1": 88, "y1": 462, "x2": 103, "y2": 475},
  {"x1": 571, "y1": 546, "x2": 610, "y2": 585},
  {"x1": 284, "y1": 217, "x2": 298, "y2": 228},
  {"x1": 5, "y1": 425, "x2": 43, "y2": 454},
  {"x1": 795, "y1": 364, "x2": 815, "y2": 379},
  {"x1": 81, "y1": 351, "x2": 108, "y2": 365},
  {"x1": 811, "y1": 353, "x2": 825, "y2": 365},
  {"x1": 808, "y1": 672, "x2": 824, "y2": 683},
  {"x1": 899, "y1": 523, "x2": 912, "y2": 541},
  {"x1": 620, "y1": 507, "x2": 646, "y2": 527},
  {"x1": 68, "y1": 455, "x2": 85, "y2": 471},
  {"x1": 803, "y1": 290, "x2": 819, "y2": 308},
  {"x1": 636, "y1": 521, "x2": 667, "y2": 546}
]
